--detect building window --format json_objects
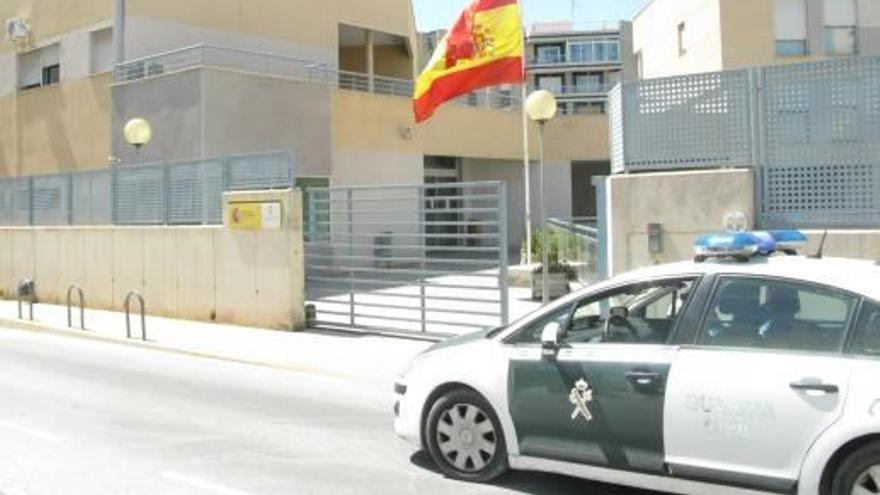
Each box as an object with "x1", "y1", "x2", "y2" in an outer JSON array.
[
  {"x1": 573, "y1": 102, "x2": 605, "y2": 114},
  {"x1": 569, "y1": 42, "x2": 594, "y2": 63},
  {"x1": 536, "y1": 75, "x2": 564, "y2": 94},
  {"x1": 824, "y1": 0, "x2": 858, "y2": 55},
  {"x1": 90, "y1": 28, "x2": 114, "y2": 74},
  {"x1": 536, "y1": 44, "x2": 564, "y2": 64},
  {"x1": 677, "y1": 22, "x2": 687, "y2": 56},
  {"x1": 568, "y1": 40, "x2": 620, "y2": 63},
  {"x1": 574, "y1": 73, "x2": 602, "y2": 93},
  {"x1": 19, "y1": 44, "x2": 60, "y2": 90},
  {"x1": 635, "y1": 50, "x2": 643, "y2": 79},
  {"x1": 775, "y1": 0, "x2": 808, "y2": 56}
]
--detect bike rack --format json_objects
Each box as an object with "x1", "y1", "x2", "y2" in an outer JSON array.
[
  {"x1": 16, "y1": 279, "x2": 34, "y2": 321},
  {"x1": 124, "y1": 291, "x2": 147, "y2": 341},
  {"x1": 67, "y1": 285, "x2": 86, "y2": 330}
]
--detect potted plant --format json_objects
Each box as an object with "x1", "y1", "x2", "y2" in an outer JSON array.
[{"x1": 527, "y1": 229, "x2": 575, "y2": 301}]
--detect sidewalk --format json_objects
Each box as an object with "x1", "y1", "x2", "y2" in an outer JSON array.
[{"x1": 0, "y1": 300, "x2": 433, "y2": 386}]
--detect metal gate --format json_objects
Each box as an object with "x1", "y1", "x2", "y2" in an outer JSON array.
[{"x1": 304, "y1": 181, "x2": 509, "y2": 337}]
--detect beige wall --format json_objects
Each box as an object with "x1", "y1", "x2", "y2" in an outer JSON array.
[
  {"x1": 0, "y1": 74, "x2": 111, "y2": 176},
  {"x1": 333, "y1": 90, "x2": 609, "y2": 163},
  {"x1": 127, "y1": 0, "x2": 416, "y2": 58},
  {"x1": 0, "y1": 0, "x2": 112, "y2": 55},
  {"x1": 633, "y1": 0, "x2": 724, "y2": 79},
  {"x1": 604, "y1": 168, "x2": 755, "y2": 275},
  {"x1": 0, "y1": 190, "x2": 305, "y2": 330}
]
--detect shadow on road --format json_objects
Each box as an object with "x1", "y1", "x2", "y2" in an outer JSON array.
[{"x1": 409, "y1": 452, "x2": 659, "y2": 495}]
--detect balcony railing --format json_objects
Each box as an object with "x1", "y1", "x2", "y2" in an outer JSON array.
[
  {"x1": 529, "y1": 53, "x2": 621, "y2": 66},
  {"x1": 536, "y1": 83, "x2": 617, "y2": 96},
  {"x1": 114, "y1": 44, "x2": 520, "y2": 112}
]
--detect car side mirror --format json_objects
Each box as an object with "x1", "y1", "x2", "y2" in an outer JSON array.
[{"x1": 541, "y1": 322, "x2": 562, "y2": 357}]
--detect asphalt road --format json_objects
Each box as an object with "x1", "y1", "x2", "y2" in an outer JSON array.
[{"x1": 0, "y1": 327, "x2": 661, "y2": 495}]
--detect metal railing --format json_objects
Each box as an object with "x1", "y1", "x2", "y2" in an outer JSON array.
[
  {"x1": 304, "y1": 181, "x2": 509, "y2": 337},
  {"x1": 535, "y1": 83, "x2": 617, "y2": 96},
  {"x1": 609, "y1": 55, "x2": 880, "y2": 228},
  {"x1": 115, "y1": 44, "x2": 330, "y2": 83},
  {"x1": 67, "y1": 284, "x2": 85, "y2": 330},
  {"x1": 125, "y1": 291, "x2": 147, "y2": 341},
  {"x1": 548, "y1": 218, "x2": 600, "y2": 287},
  {"x1": 0, "y1": 151, "x2": 294, "y2": 226},
  {"x1": 114, "y1": 44, "x2": 521, "y2": 112},
  {"x1": 16, "y1": 279, "x2": 34, "y2": 321}
]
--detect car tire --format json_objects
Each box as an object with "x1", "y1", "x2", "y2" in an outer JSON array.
[
  {"x1": 425, "y1": 388, "x2": 508, "y2": 482},
  {"x1": 831, "y1": 442, "x2": 880, "y2": 495}
]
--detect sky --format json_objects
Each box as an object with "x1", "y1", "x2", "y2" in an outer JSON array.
[{"x1": 411, "y1": 0, "x2": 652, "y2": 32}]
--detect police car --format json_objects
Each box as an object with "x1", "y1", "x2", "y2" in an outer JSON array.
[{"x1": 394, "y1": 231, "x2": 880, "y2": 495}]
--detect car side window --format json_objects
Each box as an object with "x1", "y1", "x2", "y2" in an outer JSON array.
[
  {"x1": 850, "y1": 300, "x2": 880, "y2": 357},
  {"x1": 700, "y1": 277, "x2": 856, "y2": 353},
  {"x1": 563, "y1": 278, "x2": 696, "y2": 345},
  {"x1": 505, "y1": 304, "x2": 573, "y2": 345}
]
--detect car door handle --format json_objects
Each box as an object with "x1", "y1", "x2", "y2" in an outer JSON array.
[
  {"x1": 626, "y1": 371, "x2": 662, "y2": 385},
  {"x1": 790, "y1": 382, "x2": 839, "y2": 394}
]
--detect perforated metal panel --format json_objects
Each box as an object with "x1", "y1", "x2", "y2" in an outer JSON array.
[
  {"x1": 759, "y1": 57, "x2": 880, "y2": 228},
  {"x1": 616, "y1": 70, "x2": 753, "y2": 170},
  {"x1": 607, "y1": 84, "x2": 625, "y2": 174}
]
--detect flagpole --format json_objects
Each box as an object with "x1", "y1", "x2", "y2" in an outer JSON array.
[{"x1": 519, "y1": 1, "x2": 533, "y2": 266}]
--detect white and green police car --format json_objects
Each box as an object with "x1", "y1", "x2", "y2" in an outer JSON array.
[{"x1": 394, "y1": 234, "x2": 880, "y2": 495}]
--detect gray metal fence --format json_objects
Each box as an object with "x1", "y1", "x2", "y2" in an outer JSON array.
[
  {"x1": 0, "y1": 151, "x2": 294, "y2": 226},
  {"x1": 304, "y1": 181, "x2": 509, "y2": 337},
  {"x1": 610, "y1": 56, "x2": 880, "y2": 228}
]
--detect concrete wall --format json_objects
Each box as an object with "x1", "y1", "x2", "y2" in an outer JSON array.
[
  {"x1": 602, "y1": 168, "x2": 880, "y2": 277},
  {"x1": 0, "y1": 190, "x2": 305, "y2": 330},
  {"x1": 603, "y1": 168, "x2": 755, "y2": 275}
]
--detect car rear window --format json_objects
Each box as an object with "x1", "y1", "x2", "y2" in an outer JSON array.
[{"x1": 851, "y1": 300, "x2": 880, "y2": 357}]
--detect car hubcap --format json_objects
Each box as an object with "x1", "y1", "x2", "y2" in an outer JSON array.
[
  {"x1": 853, "y1": 465, "x2": 880, "y2": 495},
  {"x1": 436, "y1": 403, "x2": 497, "y2": 472}
]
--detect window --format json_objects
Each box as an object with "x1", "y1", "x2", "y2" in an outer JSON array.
[
  {"x1": 824, "y1": 0, "x2": 858, "y2": 55},
  {"x1": 700, "y1": 277, "x2": 856, "y2": 353},
  {"x1": 536, "y1": 45, "x2": 564, "y2": 64},
  {"x1": 569, "y1": 42, "x2": 594, "y2": 63},
  {"x1": 635, "y1": 50, "x2": 643, "y2": 79},
  {"x1": 775, "y1": 0, "x2": 808, "y2": 56},
  {"x1": 573, "y1": 102, "x2": 605, "y2": 114},
  {"x1": 536, "y1": 75, "x2": 563, "y2": 94},
  {"x1": 506, "y1": 278, "x2": 696, "y2": 345},
  {"x1": 851, "y1": 301, "x2": 880, "y2": 357},
  {"x1": 90, "y1": 28, "x2": 114, "y2": 74},
  {"x1": 677, "y1": 22, "x2": 687, "y2": 56},
  {"x1": 19, "y1": 44, "x2": 60, "y2": 90},
  {"x1": 574, "y1": 74, "x2": 601, "y2": 92}
]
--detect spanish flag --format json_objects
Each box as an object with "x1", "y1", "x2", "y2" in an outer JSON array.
[{"x1": 414, "y1": 0, "x2": 525, "y2": 123}]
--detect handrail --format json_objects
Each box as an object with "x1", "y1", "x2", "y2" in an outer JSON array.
[
  {"x1": 67, "y1": 284, "x2": 85, "y2": 330},
  {"x1": 124, "y1": 291, "x2": 147, "y2": 341},
  {"x1": 16, "y1": 279, "x2": 34, "y2": 321}
]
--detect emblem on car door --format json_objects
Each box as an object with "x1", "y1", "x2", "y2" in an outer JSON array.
[{"x1": 569, "y1": 379, "x2": 594, "y2": 422}]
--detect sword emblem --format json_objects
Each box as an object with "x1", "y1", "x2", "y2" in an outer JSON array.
[{"x1": 569, "y1": 378, "x2": 594, "y2": 422}]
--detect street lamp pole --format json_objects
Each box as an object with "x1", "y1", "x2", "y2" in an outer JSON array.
[
  {"x1": 538, "y1": 119, "x2": 549, "y2": 305},
  {"x1": 525, "y1": 90, "x2": 558, "y2": 306}
]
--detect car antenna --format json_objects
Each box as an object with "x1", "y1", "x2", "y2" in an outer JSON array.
[{"x1": 810, "y1": 230, "x2": 829, "y2": 259}]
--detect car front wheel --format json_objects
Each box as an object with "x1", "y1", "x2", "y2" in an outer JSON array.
[
  {"x1": 831, "y1": 442, "x2": 880, "y2": 495},
  {"x1": 425, "y1": 388, "x2": 508, "y2": 482}
]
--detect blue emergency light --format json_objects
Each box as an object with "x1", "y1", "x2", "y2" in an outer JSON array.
[{"x1": 694, "y1": 230, "x2": 807, "y2": 262}]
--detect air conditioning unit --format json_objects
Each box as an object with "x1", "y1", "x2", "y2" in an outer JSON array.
[{"x1": 5, "y1": 18, "x2": 30, "y2": 43}]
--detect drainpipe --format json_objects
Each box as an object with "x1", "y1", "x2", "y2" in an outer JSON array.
[
  {"x1": 366, "y1": 30, "x2": 375, "y2": 93},
  {"x1": 114, "y1": 0, "x2": 126, "y2": 64}
]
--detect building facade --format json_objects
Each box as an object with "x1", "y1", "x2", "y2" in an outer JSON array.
[
  {"x1": 633, "y1": 0, "x2": 880, "y2": 79},
  {"x1": 525, "y1": 21, "x2": 636, "y2": 116},
  {"x1": 0, "y1": 0, "x2": 612, "y2": 254}
]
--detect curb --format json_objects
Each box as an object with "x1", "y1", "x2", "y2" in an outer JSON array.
[{"x1": 0, "y1": 316, "x2": 340, "y2": 378}]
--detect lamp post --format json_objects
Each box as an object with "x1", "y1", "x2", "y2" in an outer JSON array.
[
  {"x1": 525, "y1": 90, "x2": 558, "y2": 305},
  {"x1": 123, "y1": 118, "x2": 152, "y2": 164}
]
